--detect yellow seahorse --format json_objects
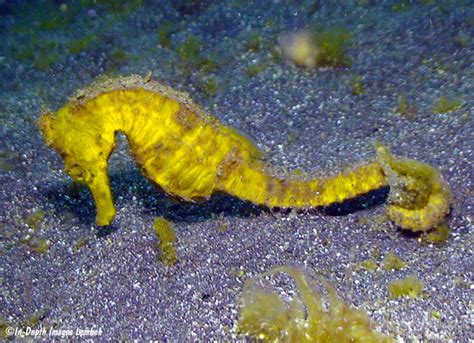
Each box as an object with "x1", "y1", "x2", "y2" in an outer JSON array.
[{"x1": 38, "y1": 75, "x2": 451, "y2": 231}]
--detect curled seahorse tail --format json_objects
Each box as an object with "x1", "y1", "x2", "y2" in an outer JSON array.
[{"x1": 375, "y1": 144, "x2": 452, "y2": 231}]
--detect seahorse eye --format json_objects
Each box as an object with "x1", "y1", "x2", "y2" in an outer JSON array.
[{"x1": 66, "y1": 164, "x2": 91, "y2": 183}]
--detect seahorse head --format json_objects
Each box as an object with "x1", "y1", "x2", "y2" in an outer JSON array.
[{"x1": 38, "y1": 105, "x2": 117, "y2": 225}]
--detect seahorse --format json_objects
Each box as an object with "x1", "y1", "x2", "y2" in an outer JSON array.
[{"x1": 38, "y1": 75, "x2": 451, "y2": 231}]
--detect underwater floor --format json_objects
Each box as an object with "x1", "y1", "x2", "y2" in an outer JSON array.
[{"x1": 0, "y1": 0, "x2": 472, "y2": 341}]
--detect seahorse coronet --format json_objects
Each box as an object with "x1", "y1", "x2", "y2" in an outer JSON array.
[{"x1": 38, "y1": 75, "x2": 451, "y2": 232}]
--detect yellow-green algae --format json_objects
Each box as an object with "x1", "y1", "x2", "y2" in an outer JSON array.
[
  {"x1": 396, "y1": 94, "x2": 409, "y2": 115},
  {"x1": 178, "y1": 35, "x2": 203, "y2": 62},
  {"x1": 39, "y1": 75, "x2": 451, "y2": 232},
  {"x1": 0, "y1": 316, "x2": 8, "y2": 339},
  {"x1": 198, "y1": 76, "x2": 219, "y2": 97},
  {"x1": 0, "y1": 151, "x2": 18, "y2": 171},
  {"x1": 395, "y1": 94, "x2": 417, "y2": 118},
  {"x1": 73, "y1": 237, "x2": 90, "y2": 252},
  {"x1": 453, "y1": 31, "x2": 470, "y2": 48},
  {"x1": 430, "y1": 309, "x2": 441, "y2": 320},
  {"x1": 421, "y1": 222, "x2": 450, "y2": 245},
  {"x1": 10, "y1": 0, "x2": 143, "y2": 71},
  {"x1": 27, "y1": 238, "x2": 50, "y2": 255},
  {"x1": 237, "y1": 266, "x2": 393, "y2": 342},
  {"x1": 382, "y1": 252, "x2": 406, "y2": 271},
  {"x1": 245, "y1": 31, "x2": 263, "y2": 52},
  {"x1": 312, "y1": 27, "x2": 352, "y2": 68},
  {"x1": 388, "y1": 275, "x2": 424, "y2": 299},
  {"x1": 25, "y1": 208, "x2": 45, "y2": 231},
  {"x1": 23, "y1": 308, "x2": 48, "y2": 328},
  {"x1": 246, "y1": 61, "x2": 270, "y2": 77},
  {"x1": 153, "y1": 217, "x2": 178, "y2": 266},
  {"x1": 19, "y1": 209, "x2": 50, "y2": 254},
  {"x1": 351, "y1": 75, "x2": 365, "y2": 96},
  {"x1": 356, "y1": 259, "x2": 378, "y2": 272},
  {"x1": 433, "y1": 95, "x2": 463, "y2": 114},
  {"x1": 157, "y1": 21, "x2": 178, "y2": 48}
]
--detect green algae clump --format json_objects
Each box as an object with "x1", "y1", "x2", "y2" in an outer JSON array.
[
  {"x1": 73, "y1": 237, "x2": 90, "y2": 252},
  {"x1": 0, "y1": 316, "x2": 8, "y2": 339},
  {"x1": 356, "y1": 259, "x2": 378, "y2": 272},
  {"x1": 157, "y1": 21, "x2": 178, "y2": 48},
  {"x1": 237, "y1": 266, "x2": 392, "y2": 342},
  {"x1": 312, "y1": 27, "x2": 352, "y2": 68},
  {"x1": 25, "y1": 208, "x2": 45, "y2": 230},
  {"x1": 453, "y1": 31, "x2": 470, "y2": 48},
  {"x1": 388, "y1": 275, "x2": 424, "y2": 299},
  {"x1": 395, "y1": 94, "x2": 417, "y2": 117},
  {"x1": 392, "y1": 0, "x2": 412, "y2": 12},
  {"x1": 382, "y1": 252, "x2": 406, "y2": 271},
  {"x1": 178, "y1": 35, "x2": 204, "y2": 65},
  {"x1": 153, "y1": 217, "x2": 178, "y2": 266},
  {"x1": 351, "y1": 75, "x2": 365, "y2": 95},
  {"x1": 28, "y1": 238, "x2": 50, "y2": 254},
  {"x1": 245, "y1": 31, "x2": 263, "y2": 52},
  {"x1": 67, "y1": 34, "x2": 100, "y2": 54},
  {"x1": 246, "y1": 61, "x2": 270, "y2": 77},
  {"x1": 199, "y1": 76, "x2": 219, "y2": 97},
  {"x1": 433, "y1": 95, "x2": 463, "y2": 114},
  {"x1": 421, "y1": 222, "x2": 450, "y2": 245}
]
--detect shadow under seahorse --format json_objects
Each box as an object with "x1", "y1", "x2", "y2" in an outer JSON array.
[
  {"x1": 40, "y1": 167, "x2": 265, "y2": 227},
  {"x1": 38, "y1": 75, "x2": 451, "y2": 232}
]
